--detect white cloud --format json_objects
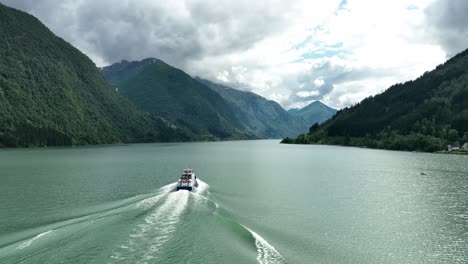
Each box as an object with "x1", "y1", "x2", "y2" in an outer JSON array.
[
  {"x1": 2, "y1": 0, "x2": 464, "y2": 110},
  {"x1": 296, "y1": 90, "x2": 320, "y2": 98},
  {"x1": 314, "y1": 78, "x2": 325, "y2": 87},
  {"x1": 187, "y1": 0, "x2": 449, "y2": 109}
]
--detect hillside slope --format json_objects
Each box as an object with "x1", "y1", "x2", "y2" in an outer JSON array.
[
  {"x1": 288, "y1": 101, "x2": 337, "y2": 125},
  {"x1": 283, "y1": 48, "x2": 468, "y2": 152},
  {"x1": 102, "y1": 59, "x2": 251, "y2": 140},
  {"x1": 197, "y1": 78, "x2": 308, "y2": 138},
  {"x1": 0, "y1": 3, "x2": 189, "y2": 147},
  {"x1": 101, "y1": 58, "x2": 164, "y2": 87}
]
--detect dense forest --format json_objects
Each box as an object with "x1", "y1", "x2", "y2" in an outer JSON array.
[
  {"x1": 0, "y1": 4, "x2": 190, "y2": 147},
  {"x1": 283, "y1": 48, "x2": 468, "y2": 152},
  {"x1": 101, "y1": 58, "x2": 164, "y2": 87}
]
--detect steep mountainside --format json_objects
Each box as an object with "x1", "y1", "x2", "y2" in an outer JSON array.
[
  {"x1": 102, "y1": 60, "x2": 251, "y2": 140},
  {"x1": 283, "y1": 48, "x2": 468, "y2": 152},
  {"x1": 101, "y1": 58, "x2": 165, "y2": 87},
  {"x1": 197, "y1": 78, "x2": 308, "y2": 138},
  {"x1": 0, "y1": 3, "x2": 189, "y2": 147},
  {"x1": 288, "y1": 101, "x2": 337, "y2": 125}
]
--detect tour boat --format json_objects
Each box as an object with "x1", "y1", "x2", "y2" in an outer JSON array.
[{"x1": 176, "y1": 168, "x2": 198, "y2": 191}]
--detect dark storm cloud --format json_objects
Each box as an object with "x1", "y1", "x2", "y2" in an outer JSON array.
[
  {"x1": 0, "y1": 0, "x2": 291, "y2": 67},
  {"x1": 426, "y1": 0, "x2": 468, "y2": 57},
  {"x1": 1, "y1": 1, "x2": 200, "y2": 65}
]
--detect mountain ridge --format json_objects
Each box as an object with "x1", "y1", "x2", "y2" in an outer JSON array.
[
  {"x1": 196, "y1": 77, "x2": 309, "y2": 138},
  {"x1": 101, "y1": 59, "x2": 253, "y2": 140},
  {"x1": 101, "y1": 58, "x2": 165, "y2": 86},
  {"x1": 288, "y1": 101, "x2": 337, "y2": 126}
]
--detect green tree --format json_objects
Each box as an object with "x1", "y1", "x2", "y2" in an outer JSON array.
[
  {"x1": 448, "y1": 129, "x2": 459, "y2": 142},
  {"x1": 462, "y1": 132, "x2": 468, "y2": 143},
  {"x1": 309, "y1": 122, "x2": 319, "y2": 135}
]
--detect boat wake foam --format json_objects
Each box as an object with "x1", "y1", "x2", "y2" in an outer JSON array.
[
  {"x1": 194, "y1": 179, "x2": 286, "y2": 264},
  {"x1": 243, "y1": 226, "x2": 287, "y2": 264},
  {"x1": 110, "y1": 190, "x2": 189, "y2": 263},
  {"x1": 194, "y1": 179, "x2": 209, "y2": 195},
  {"x1": 136, "y1": 182, "x2": 177, "y2": 209},
  {"x1": 16, "y1": 230, "x2": 54, "y2": 250}
]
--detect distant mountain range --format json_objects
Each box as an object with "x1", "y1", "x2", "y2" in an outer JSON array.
[
  {"x1": 3, "y1": 2, "x2": 467, "y2": 151},
  {"x1": 102, "y1": 59, "x2": 337, "y2": 139},
  {"x1": 283, "y1": 48, "x2": 468, "y2": 152},
  {"x1": 101, "y1": 59, "x2": 252, "y2": 140},
  {"x1": 0, "y1": 3, "x2": 190, "y2": 147},
  {"x1": 196, "y1": 78, "x2": 309, "y2": 138}
]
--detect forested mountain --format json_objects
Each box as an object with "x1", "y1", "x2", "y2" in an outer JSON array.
[
  {"x1": 0, "y1": 3, "x2": 190, "y2": 147},
  {"x1": 101, "y1": 58, "x2": 164, "y2": 87},
  {"x1": 197, "y1": 78, "x2": 308, "y2": 138},
  {"x1": 102, "y1": 60, "x2": 252, "y2": 140},
  {"x1": 288, "y1": 101, "x2": 337, "y2": 125},
  {"x1": 283, "y1": 48, "x2": 468, "y2": 152}
]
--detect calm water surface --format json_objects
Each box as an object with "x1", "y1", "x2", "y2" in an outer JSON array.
[{"x1": 0, "y1": 140, "x2": 467, "y2": 263}]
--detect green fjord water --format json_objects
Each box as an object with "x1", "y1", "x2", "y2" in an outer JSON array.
[{"x1": 0, "y1": 140, "x2": 466, "y2": 263}]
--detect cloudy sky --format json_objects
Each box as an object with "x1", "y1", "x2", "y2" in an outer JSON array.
[{"x1": 2, "y1": 0, "x2": 467, "y2": 109}]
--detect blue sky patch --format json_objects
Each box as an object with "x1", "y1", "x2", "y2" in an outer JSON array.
[
  {"x1": 293, "y1": 43, "x2": 349, "y2": 63},
  {"x1": 338, "y1": 0, "x2": 348, "y2": 10}
]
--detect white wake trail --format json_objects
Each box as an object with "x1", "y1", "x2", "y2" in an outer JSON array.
[
  {"x1": 190, "y1": 179, "x2": 219, "y2": 209},
  {"x1": 110, "y1": 190, "x2": 189, "y2": 263},
  {"x1": 243, "y1": 226, "x2": 287, "y2": 264},
  {"x1": 16, "y1": 230, "x2": 54, "y2": 250},
  {"x1": 136, "y1": 182, "x2": 177, "y2": 209},
  {"x1": 194, "y1": 179, "x2": 209, "y2": 195}
]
